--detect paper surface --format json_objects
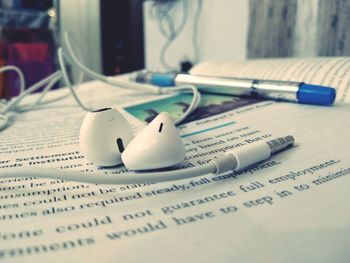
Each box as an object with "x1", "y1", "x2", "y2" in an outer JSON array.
[{"x1": 1, "y1": 58, "x2": 350, "y2": 262}]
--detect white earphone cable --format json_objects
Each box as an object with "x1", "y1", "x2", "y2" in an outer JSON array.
[
  {"x1": 0, "y1": 135, "x2": 294, "y2": 185},
  {"x1": 0, "y1": 163, "x2": 217, "y2": 185},
  {"x1": 16, "y1": 73, "x2": 63, "y2": 112},
  {"x1": 164, "y1": 85, "x2": 201, "y2": 125},
  {"x1": 62, "y1": 31, "x2": 201, "y2": 122},
  {"x1": 63, "y1": 32, "x2": 160, "y2": 94},
  {"x1": 1, "y1": 71, "x2": 61, "y2": 114},
  {"x1": 57, "y1": 48, "x2": 91, "y2": 111},
  {"x1": 0, "y1": 65, "x2": 26, "y2": 95}
]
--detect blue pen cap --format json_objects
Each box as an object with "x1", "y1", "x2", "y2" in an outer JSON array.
[
  {"x1": 297, "y1": 84, "x2": 336, "y2": 105},
  {"x1": 151, "y1": 73, "x2": 176, "y2": 87}
]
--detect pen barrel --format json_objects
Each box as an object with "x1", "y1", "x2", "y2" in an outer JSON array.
[
  {"x1": 253, "y1": 80, "x2": 299, "y2": 101},
  {"x1": 175, "y1": 74, "x2": 300, "y2": 102},
  {"x1": 175, "y1": 74, "x2": 252, "y2": 95}
]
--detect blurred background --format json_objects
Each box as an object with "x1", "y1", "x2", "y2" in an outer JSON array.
[{"x1": 0, "y1": 0, "x2": 350, "y2": 98}]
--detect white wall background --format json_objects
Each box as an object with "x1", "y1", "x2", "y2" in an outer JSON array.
[
  {"x1": 58, "y1": 0, "x2": 102, "y2": 75},
  {"x1": 143, "y1": 0, "x2": 248, "y2": 71},
  {"x1": 58, "y1": 0, "x2": 248, "y2": 75}
]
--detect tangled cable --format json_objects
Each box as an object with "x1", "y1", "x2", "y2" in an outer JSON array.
[{"x1": 0, "y1": 32, "x2": 202, "y2": 130}]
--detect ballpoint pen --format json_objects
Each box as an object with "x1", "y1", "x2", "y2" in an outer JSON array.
[{"x1": 134, "y1": 71, "x2": 336, "y2": 106}]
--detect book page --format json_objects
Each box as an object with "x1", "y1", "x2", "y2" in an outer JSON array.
[
  {"x1": 190, "y1": 57, "x2": 350, "y2": 103},
  {"x1": 1, "y1": 74, "x2": 350, "y2": 262}
]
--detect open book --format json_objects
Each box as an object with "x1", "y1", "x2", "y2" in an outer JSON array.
[{"x1": 0, "y1": 57, "x2": 349, "y2": 262}]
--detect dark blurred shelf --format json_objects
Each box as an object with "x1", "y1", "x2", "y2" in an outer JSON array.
[{"x1": 0, "y1": 8, "x2": 50, "y2": 29}]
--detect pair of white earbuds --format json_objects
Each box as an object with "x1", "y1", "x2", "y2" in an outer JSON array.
[
  {"x1": 80, "y1": 108, "x2": 185, "y2": 170},
  {"x1": 73, "y1": 107, "x2": 295, "y2": 184},
  {"x1": 1, "y1": 106, "x2": 294, "y2": 184}
]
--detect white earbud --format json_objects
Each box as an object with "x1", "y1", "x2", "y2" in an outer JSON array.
[
  {"x1": 122, "y1": 112, "x2": 186, "y2": 170},
  {"x1": 79, "y1": 107, "x2": 134, "y2": 167}
]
